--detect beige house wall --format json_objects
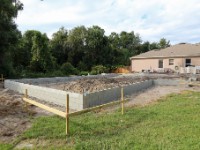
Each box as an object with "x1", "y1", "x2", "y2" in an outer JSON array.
[
  {"x1": 131, "y1": 57, "x2": 200, "y2": 72},
  {"x1": 191, "y1": 57, "x2": 200, "y2": 66}
]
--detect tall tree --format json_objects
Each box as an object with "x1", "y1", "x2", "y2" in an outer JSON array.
[
  {"x1": 67, "y1": 26, "x2": 87, "y2": 68},
  {"x1": 50, "y1": 27, "x2": 69, "y2": 65},
  {"x1": 108, "y1": 32, "x2": 120, "y2": 49},
  {"x1": 158, "y1": 38, "x2": 170, "y2": 49},
  {"x1": 111, "y1": 31, "x2": 142, "y2": 65},
  {"x1": 150, "y1": 42, "x2": 159, "y2": 50},
  {"x1": 0, "y1": 0, "x2": 23, "y2": 76},
  {"x1": 86, "y1": 26, "x2": 110, "y2": 67},
  {"x1": 22, "y1": 30, "x2": 55, "y2": 72}
]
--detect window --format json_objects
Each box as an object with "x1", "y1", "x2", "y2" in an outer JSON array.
[
  {"x1": 185, "y1": 59, "x2": 191, "y2": 67},
  {"x1": 169, "y1": 59, "x2": 174, "y2": 65},
  {"x1": 158, "y1": 59, "x2": 163, "y2": 68}
]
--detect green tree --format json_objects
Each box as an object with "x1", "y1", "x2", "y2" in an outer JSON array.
[
  {"x1": 150, "y1": 42, "x2": 159, "y2": 50},
  {"x1": 158, "y1": 38, "x2": 170, "y2": 49},
  {"x1": 67, "y1": 26, "x2": 87, "y2": 68},
  {"x1": 109, "y1": 31, "x2": 142, "y2": 65},
  {"x1": 61, "y1": 62, "x2": 78, "y2": 75},
  {"x1": 31, "y1": 31, "x2": 55, "y2": 72},
  {"x1": 108, "y1": 32, "x2": 120, "y2": 49},
  {"x1": 0, "y1": 0, "x2": 23, "y2": 76},
  {"x1": 21, "y1": 30, "x2": 55, "y2": 72},
  {"x1": 85, "y1": 26, "x2": 110, "y2": 67},
  {"x1": 12, "y1": 30, "x2": 34, "y2": 70},
  {"x1": 50, "y1": 27, "x2": 69, "y2": 65},
  {"x1": 137, "y1": 41, "x2": 150, "y2": 54}
]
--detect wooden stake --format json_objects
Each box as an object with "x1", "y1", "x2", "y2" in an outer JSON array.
[
  {"x1": 25, "y1": 89, "x2": 28, "y2": 98},
  {"x1": 24, "y1": 89, "x2": 28, "y2": 112},
  {"x1": 121, "y1": 87, "x2": 124, "y2": 115},
  {"x1": 66, "y1": 94, "x2": 69, "y2": 135}
]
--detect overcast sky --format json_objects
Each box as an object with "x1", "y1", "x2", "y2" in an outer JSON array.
[{"x1": 16, "y1": 0, "x2": 200, "y2": 44}]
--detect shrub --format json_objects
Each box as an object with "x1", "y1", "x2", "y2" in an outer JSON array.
[
  {"x1": 91, "y1": 65, "x2": 107, "y2": 74},
  {"x1": 80, "y1": 71, "x2": 89, "y2": 76},
  {"x1": 61, "y1": 62, "x2": 79, "y2": 75}
]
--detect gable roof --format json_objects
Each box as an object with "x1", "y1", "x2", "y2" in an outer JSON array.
[{"x1": 130, "y1": 43, "x2": 200, "y2": 59}]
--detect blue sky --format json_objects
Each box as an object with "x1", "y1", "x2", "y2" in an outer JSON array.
[{"x1": 16, "y1": 0, "x2": 200, "y2": 44}]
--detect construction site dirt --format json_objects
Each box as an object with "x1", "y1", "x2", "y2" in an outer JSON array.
[
  {"x1": 0, "y1": 83, "x2": 52, "y2": 143},
  {"x1": 1, "y1": 73, "x2": 200, "y2": 143},
  {"x1": 41, "y1": 73, "x2": 190, "y2": 93}
]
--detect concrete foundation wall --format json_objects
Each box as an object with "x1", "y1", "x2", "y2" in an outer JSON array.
[
  {"x1": 14, "y1": 74, "x2": 118, "y2": 85},
  {"x1": 4, "y1": 78, "x2": 181, "y2": 110},
  {"x1": 153, "y1": 79, "x2": 180, "y2": 86},
  {"x1": 4, "y1": 80, "x2": 83, "y2": 110},
  {"x1": 83, "y1": 80, "x2": 153, "y2": 108}
]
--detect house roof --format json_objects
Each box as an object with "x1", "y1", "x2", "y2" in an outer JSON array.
[{"x1": 130, "y1": 43, "x2": 200, "y2": 59}]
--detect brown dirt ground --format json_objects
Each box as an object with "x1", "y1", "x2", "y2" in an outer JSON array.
[
  {"x1": 1, "y1": 74, "x2": 200, "y2": 145},
  {"x1": 42, "y1": 73, "x2": 198, "y2": 93},
  {"x1": 44, "y1": 76, "x2": 150, "y2": 93},
  {"x1": 0, "y1": 83, "x2": 52, "y2": 144}
]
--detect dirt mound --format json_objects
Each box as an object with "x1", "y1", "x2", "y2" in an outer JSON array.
[{"x1": 49, "y1": 76, "x2": 149, "y2": 93}]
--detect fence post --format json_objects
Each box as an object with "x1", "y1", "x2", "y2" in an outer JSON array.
[
  {"x1": 121, "y1": 87, "x2": 124, "y2": 115},
  {"x1": 24, "y1": 89, "x2": 29, "y2": 112},
  {"x1": 66, "y1": 94, "x2": 69, "y2": 135}
]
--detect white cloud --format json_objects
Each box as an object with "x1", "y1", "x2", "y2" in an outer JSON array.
[{"x1": 16, "y1": 0, "x2": 200, "y2": 44}]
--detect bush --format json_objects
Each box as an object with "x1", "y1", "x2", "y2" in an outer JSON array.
[
  {"x1": 91, "y1": 65, "x2": 107, "y2": 74},
  {"x1": 90, "y1": 70, "x2": 96, "y2": 75},
  {"x1": 77, "y1": 61, "x2": 88, "y2": 71},
  {"x1": 79, "y1": 71, "x2": 89, "y2": 76},
  {"x1": 48, "y1": 70, "x2": 65, "y2": 77},
  {"x1": 61, "y1": 62, "x2": 79, "y2": 75},
  {"x1": 29, "y1": 60, "x2": 43, "y2": 72},
  {"x1": 20, "y1": 70, "x2": 45, "y2": 78}
]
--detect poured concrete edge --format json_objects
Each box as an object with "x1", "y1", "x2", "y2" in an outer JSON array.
[
  {"x1": 14, "y1": 74, "x2": 118, "y2": 85},
  {"x1": 4, "y1": 80, "x2": 83, "y2": 110},
  {"x1": 83, "y1": 80, "x2": 154, "y2": 108},
  {"x1": 4, "y1": 78, "x2": 181, "y2": 110}
]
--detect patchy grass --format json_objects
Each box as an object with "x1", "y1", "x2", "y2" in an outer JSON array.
[
  {"x1": 0, "y1": 143, "x2": 13, "y2": 150},
  {"x1": 6, "y1": 91, "x2": 200, "y2": 149}
]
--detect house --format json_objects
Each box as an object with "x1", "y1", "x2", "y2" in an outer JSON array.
[{"x1": 130, "y1": 43, "x2": 200, "y2": 72}]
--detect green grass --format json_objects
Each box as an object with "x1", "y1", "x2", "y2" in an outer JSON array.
[
  {"x1": 5, "y1": 91, "x2": 200, "y2": 149},
  {"x1": 0, "y1": 143, "x2": 13, "y2": 150}
]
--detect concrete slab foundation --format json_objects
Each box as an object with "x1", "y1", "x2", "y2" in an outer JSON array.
[{"x1": 4, "y1": 77, "x2": 181, "y2": 110}]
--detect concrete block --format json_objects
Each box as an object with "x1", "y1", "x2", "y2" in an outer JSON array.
[
  {"x1": 153, "y1": 79, "x2": 179, "y2": 86},
  {"x1": 4, "y1": 79, "x2": 84, "y2": 110},
  {"x1": 5, "y1": 78, "x2": 180, "y2": 111}
]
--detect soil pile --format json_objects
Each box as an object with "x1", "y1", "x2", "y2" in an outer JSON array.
[{"x1": 47, "y1": 76, "x2": 149, "y2": 93}]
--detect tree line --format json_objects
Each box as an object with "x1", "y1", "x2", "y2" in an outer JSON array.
[{"x1": 0, "y1": 0, "x2": 170, "y2": 78}]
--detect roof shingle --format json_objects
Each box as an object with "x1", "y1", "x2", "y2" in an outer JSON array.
[{"x1": 131, "y1": 43, "x2": 200, "y2": 59}]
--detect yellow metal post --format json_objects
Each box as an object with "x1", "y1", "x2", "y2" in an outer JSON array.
[
  {"x1": 66, "y1": 94, "x2": 69, "y2": 135},
  {"x1": 121, "y1": 87, "x2": 124, "y2": 115}
]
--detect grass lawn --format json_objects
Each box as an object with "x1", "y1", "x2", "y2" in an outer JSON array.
[{"x1": 2, "y1": 91, "x2": 200, "y2": 150}]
